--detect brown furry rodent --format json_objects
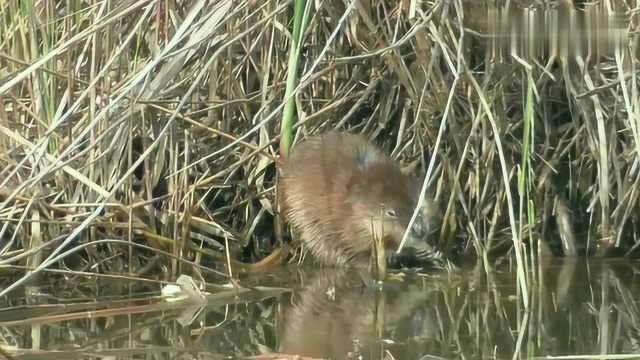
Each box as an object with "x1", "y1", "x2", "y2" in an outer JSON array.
[{"x1": 277, "y1": 132, "x2": 439, "y2": 268}]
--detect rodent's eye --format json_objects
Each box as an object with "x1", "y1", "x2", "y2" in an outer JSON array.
[{"x1": 385, "y1": 209, "x2": 397, "y2": 218}]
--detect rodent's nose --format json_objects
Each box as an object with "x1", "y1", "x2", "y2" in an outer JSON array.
[
  {"x1": 409, "y1": 213, "x2": 430, "y2": 239},
  {"x1": 398, "y1": 214, "x2": 429, "y2": 252}
]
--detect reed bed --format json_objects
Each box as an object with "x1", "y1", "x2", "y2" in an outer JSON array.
[{"x1": 1, "y1": 0, "x2": 639, "y2": 299}]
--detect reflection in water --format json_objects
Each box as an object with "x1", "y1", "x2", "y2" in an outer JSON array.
[
  {"x1": 1, "y1": 258, "x2": 640, "y2": 359},
  {"x1": 266, "y1": 258, "x2": 640, "y2": 359},
  {"x1": 275, "y1": 268, "x2": 447, "y2": 359}
]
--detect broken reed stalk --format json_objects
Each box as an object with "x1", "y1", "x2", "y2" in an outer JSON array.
[{"x1": 372, "y1": 216, "x2": 387, "y2": 281}]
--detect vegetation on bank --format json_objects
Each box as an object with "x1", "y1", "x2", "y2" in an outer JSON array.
[{"x1": 1, "y1": 0, "x2": 639, "y2": 293}]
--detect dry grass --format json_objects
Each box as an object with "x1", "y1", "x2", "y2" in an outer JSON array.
[{"x1": 0, "y1": 0, "x2": 639, "y2": 297}]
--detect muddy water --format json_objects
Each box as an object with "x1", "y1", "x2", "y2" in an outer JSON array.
[{"x1": 1, "y1": 258, "x2": 640, "y2": 359}]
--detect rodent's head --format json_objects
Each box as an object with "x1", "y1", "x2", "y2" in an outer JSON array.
[{"x1": 346, "y1": 160, "x2": 436, "y2": 253}]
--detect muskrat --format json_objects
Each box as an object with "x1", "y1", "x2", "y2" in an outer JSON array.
[{"x1": 277, "y1": 132, "x2": 439, "y2": 268}]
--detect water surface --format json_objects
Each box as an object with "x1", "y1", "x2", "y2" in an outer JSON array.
[{"x1": 1, "y1": 257, "x2": 640, "y2": 359}]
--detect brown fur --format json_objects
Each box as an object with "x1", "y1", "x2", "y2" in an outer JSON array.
[{"x1": 277, "y1": 132, "x2": 437, "y2": 268}]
